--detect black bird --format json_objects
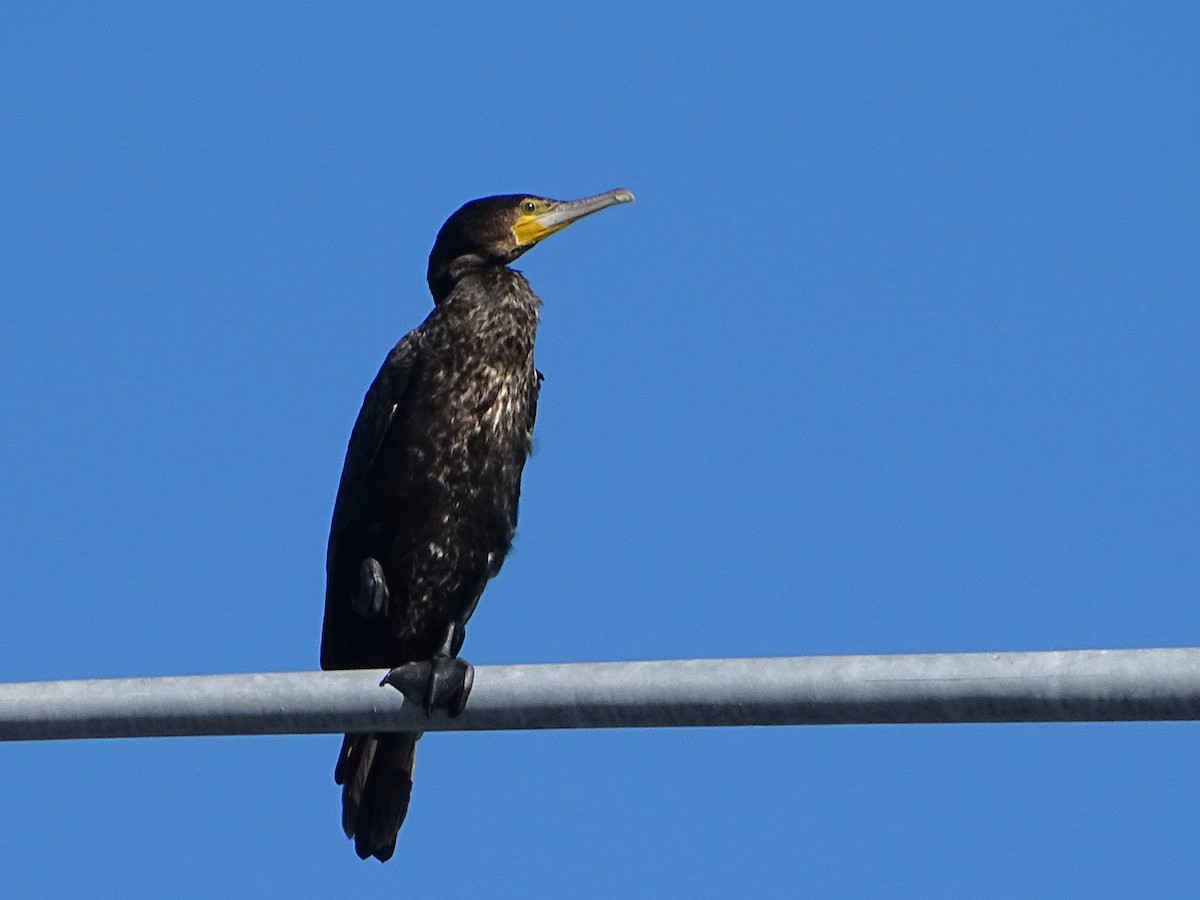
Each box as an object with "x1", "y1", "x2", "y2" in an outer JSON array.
[{"x1": 321, "y1": 188, "x2": 634, "y2": 861}]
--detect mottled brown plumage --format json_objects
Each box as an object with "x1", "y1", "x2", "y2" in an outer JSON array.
[{"x1": 320, "y1": 189, "x2": 633, "y2": 861}]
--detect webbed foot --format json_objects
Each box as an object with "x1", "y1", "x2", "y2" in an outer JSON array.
[
  {"x1": 381, "y1": 657, "x2": 474, "y2": 717},
  {"x1": 352, "y1": 557, "x2": 389, "y2": 617}
]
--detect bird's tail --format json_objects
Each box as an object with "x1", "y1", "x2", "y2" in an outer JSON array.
[{"x1": 334, "y1": 731, "x2": 419, "y2": 862}]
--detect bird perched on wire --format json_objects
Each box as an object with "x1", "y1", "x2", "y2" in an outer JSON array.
[{"x1": 320, "y1": 188, "x2": 634, "y2": 861}]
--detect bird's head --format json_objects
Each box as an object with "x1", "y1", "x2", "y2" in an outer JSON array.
[{"x1": 426, "y1": 188, "x2": 634, "y2": 301}]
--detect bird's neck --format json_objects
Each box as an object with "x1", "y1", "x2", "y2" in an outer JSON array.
[{"x1": 427, "y1": 253, "x2": 515, "y2": 304}]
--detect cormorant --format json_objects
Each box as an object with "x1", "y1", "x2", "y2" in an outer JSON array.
[{"x1": 320, "y1": 188, "x2": 634, "y2": 862}]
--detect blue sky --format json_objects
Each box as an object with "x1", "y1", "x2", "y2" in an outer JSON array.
[{"x1": 3, "y1": 2, "x2": 1199, "y2": 895}]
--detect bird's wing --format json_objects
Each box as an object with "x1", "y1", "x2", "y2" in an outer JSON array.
[
  {"x1": 527, "y1": 369, "x2": 543, "y2": 454},
  {"x1": 326, "y1": 330, "x2": 423, "y2": 573}
]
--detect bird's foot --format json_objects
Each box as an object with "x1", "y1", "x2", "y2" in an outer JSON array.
[
  {"x1": 381, "y1": 657, "x2": 474, "y2": 717},
  {"x1": 352, "y1": 558, "x2": 389, "y2": 617}
]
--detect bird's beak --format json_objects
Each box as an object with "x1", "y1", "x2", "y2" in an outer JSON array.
[{"x1": 512, "y1": 188, "x2": 635, "y2": 247}]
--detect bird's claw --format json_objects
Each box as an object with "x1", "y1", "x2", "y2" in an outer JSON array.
[{"x1": 381, "y1": 658, "x2": 474, "y2": 717}]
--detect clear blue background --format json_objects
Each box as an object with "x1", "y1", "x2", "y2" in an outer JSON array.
[{"x1": 3, "y1": 3, "x2": 1198, "y2": 895}]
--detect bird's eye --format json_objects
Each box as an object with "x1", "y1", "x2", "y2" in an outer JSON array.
[{"x1": 522, "y1": 200, "x2": 537, "y2": 213}]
